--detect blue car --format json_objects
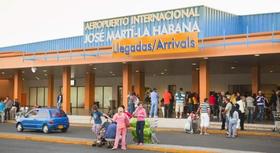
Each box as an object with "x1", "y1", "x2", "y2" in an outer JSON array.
[{"x1": 16, "y1": 108, "x2": 69, "y2": 134}]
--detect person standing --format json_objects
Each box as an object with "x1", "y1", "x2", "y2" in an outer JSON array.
[
  {"x1": 90, "y1": 105, "x2": 109, "y2": 140},
  {"x1": 0, "y1": 99, "x2": 6, "y2": 123},
  {"x1": 246, "y1": 95, "x2": 255, "y2": 123},
  {"x1": 163, "y1": 89, "x2": 172, "y2": 118},
  {"x1": 133, "y1": 103, "x2": 147, "y2": 145},
  {"x1": 128, "y1": 92, "x2": 137, "y2": 114},
  {"x1": 4, "y1": 96, "x2": 13, "y2": 121},
  {"x1": 224, "y1": 98, "x2": 233, "y2": 130},
  {"x1": 197, "y1": 98, "x2": 210, "y2": 135},
  {"x1": 209, "y1": 93, "x2": 216, "y2": 118},
  {"x1": 236, "y1": 96, "x2": 246, "y2": 130},
  {"x1": 10, "y1": 98, "x2": 20, "y2": 120},
  {"x1": 220, "y1": 97, "x2": 227, "y2": 130},
  {"x1": 193, "y1": 93, "x2": 199, "y2": 112},
  {"x1": 149, "y1": 88, "x2": 159, "y2": 118},
  {"x1": 276, "y1": 91, "x2": 280, "y2": 112},
  {"x1": 256, "y1": 91, "x2": 265, "y2": 122},
  {"x1": 227, "y1": 106, "x2": 239, "y2": 138},
  {"x1": 112, "y1": 107, "x2": 130, "y2": 150},
  {"x1": 175, "y1": 88, "x2": 186, "y2": 119},
  {"x1": 57, "y1": 92, "x2": 63, "y2": 109}
]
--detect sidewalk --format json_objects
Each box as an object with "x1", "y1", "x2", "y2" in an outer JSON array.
[
  {"x1": 68, "y1": 115, "x2": 275, "y2": 131},
  {"x1": 0, "y1": 132, "x2": 264, "y2": 153}
]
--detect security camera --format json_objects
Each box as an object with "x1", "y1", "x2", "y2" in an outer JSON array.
[{"x1": 31, "y1": 67, "x2": 37, "y2": 73}]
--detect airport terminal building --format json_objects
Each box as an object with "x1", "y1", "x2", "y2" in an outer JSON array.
[{"x1": 0, "y1": 6, "x2": 279, "y2": 115}]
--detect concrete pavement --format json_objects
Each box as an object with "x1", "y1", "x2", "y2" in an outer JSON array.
[{"x1": 0, "y1": 123, "x2": 279, "y2": 153}]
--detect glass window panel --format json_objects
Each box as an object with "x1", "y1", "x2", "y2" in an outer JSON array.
[
  {"x1": 71, "y1": 87, "x2": 77, "y2": 107},
  {"x1": 95, "y1": 87, "x2": 103, "y2": 108},
  {"x1": 44, "y1": 88, "x2": 48, "y2": 106},
  {"x1": 29, "y1": 88, "x2": 37, "y2": 106},
  {"x1": 37, "y1": 88, "x2": 45, "y2": 107},
  {"x1": 77, "y1": 87, "x2": 85, "y2": 108},
  {"x1": 103, "y1": 87, "x2": 112, "y2": 109}
]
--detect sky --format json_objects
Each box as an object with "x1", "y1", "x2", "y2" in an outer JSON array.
[{"x1": 0, "y1": 0, "x2": 279, "y2": 47}]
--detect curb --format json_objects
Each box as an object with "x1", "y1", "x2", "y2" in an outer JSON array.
[{"x1": 0, "y1": 133, "x2": 93, "y2": 146}]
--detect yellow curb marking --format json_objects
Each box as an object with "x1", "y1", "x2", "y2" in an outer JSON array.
[{"x1": 0, "y1": 133, "x2": 214, "y2": 153}]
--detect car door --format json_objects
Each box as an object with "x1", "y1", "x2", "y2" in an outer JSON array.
[
  {"x1": 34, "y1": 109, "x2": 49, "y2": 129},
  {"x1": 21, "y1": 109, "x2": 39, "y2": 129}
]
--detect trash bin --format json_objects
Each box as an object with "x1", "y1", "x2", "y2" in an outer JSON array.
[{"x1": 109, "y1": 100, "x2": 116, "y2": 110}]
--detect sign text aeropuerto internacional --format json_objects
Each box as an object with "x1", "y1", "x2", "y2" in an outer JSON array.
[{"x1": 83, "y1": 7, "x2": 200, "y2": 45}]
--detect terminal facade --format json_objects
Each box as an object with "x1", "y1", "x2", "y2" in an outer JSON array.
[{"x1": 0, "y1": 6, "x2": 279, "y2": 115}]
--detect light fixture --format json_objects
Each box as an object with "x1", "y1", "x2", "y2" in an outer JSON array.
[
  {"x1": 231, "y1": 66, "x2": 236, "y2": 70},
  {"x1": 44, "y1": 74, "x2": 48, "y2": 76},
  {"x1": 21, "y1": 70, "x2": 25, "y2": 74},
  {"x1": 31, "y1": 67, "x2": 37, "y2": 73},
  {"x1": 35, "y1": 76, "x2": 40, "y2": 80},
  {"x1": 109, "y1": 71, "x2": 113, "y2": 74},
  {"x1": 112, "y1": 73, "x2": 116, "y2": 76},
  {"x1": 1, "y1": 72, "x2": 5, "y2": 75},
  {"x1": 204, "y1": 57, "x2": 208, "y2": 60},
  {"x1": 192, "y1": 63, "x2": 197, "y2": 66},
  {"x1": 42, "y1": 69, "x2": 48, "y2": 73},
  {"x1": 92, "y1": 67, "x2": 97, "y2": 70},
  {"x1": 164, "y1": 69, "x2": 168, "y2": 72},
  {"x1": 270, "y1": 70, "x2": 273, "y2": 73},
  {"x1": 22, "y1": 78, "x2": 25, "y2": 81},
  {"x1": 254, "y1": 54, "x2": 260, "y2": 57},
  {"x1": 160, "y1": 72, "x2": 165, "y2": 75},
  {"x1": 135, "y1": 70, "x2": 139, "y2": 73},
  {"x1": 196, "y1": 67, "x2": 199, "y2": 71}
]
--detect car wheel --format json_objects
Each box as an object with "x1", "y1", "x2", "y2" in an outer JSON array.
[
  {"x1": 16, "y1": 123, "x2": 24, "y2": 132},
  {"x1": 61, "y1": 128, "x2": 68, "y2": 133},
  {"x1": 42, "y1": 125, "x2": 49, "y2": 134}
]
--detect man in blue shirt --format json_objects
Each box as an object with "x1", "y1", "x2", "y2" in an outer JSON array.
[
  {"x1": 149, "y1": 88, "x2": 159, "y2": 118},
  {"x1": 0, "y1": 100, "x2": 6, "y2": 123},
  {"x1": 256, "y1": 90, "x2": 265, "y2": 122},
  {"x1": 175, "y1": 88, "x2": 186, "y2": 119}
]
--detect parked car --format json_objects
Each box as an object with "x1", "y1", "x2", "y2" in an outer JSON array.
[{"x1": 16, "y1": 108, "x2": 69, "y2": 134}]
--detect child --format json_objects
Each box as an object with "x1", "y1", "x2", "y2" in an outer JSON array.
[
  {"x1": 90, "y1": 105, "x2": 108, "y2": 140},
  {"x1": 112, "y1": 107, "x2": 130, "y2": 150},
  {"x1": 133, "y1": 103, "x2": 147, "y2": 145},
  {"x1": 227, "y1": 106, "x2": 239, "y2": 138}
]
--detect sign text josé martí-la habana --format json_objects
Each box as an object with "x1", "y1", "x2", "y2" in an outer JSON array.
[
  {"x1": 112, "y1": 32, "x2": 198, "y2": 57},
  {"x1": 83, "y1": 7, "x2": 200, "y2": 46}
]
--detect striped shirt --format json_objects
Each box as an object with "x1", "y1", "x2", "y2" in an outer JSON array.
[
  {"x1": 175, "y1": 91, "x2": 186, "y2": 103},
  {"x1": 199, "y1": 102, "x2": 210, "y2": 113}
]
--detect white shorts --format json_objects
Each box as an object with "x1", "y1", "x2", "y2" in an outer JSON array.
[
  {"x1": 200, "y1": 113, "x2": 210, "y2": 127},
  {"x1": 176, "y1": 103, "x2": 184, "y2": 113}
]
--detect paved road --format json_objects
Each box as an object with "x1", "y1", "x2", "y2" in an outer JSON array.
[
  {"x1": 0, "y1": 139, "x2": 156, "y2": 153},
  {"x1": 1, "y1": 123, "x2": 280, "y2": 153}
]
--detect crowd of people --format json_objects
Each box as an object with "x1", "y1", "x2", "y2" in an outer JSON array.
[
  {"x1": 140, "y1": 88, "x2": 280, "y2": 123},
  {"x1": 0, "y1": 96, "x2": 20, "y2": 123}
]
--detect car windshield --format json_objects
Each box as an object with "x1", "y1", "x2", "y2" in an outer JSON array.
[{"x1": 50, "y1": 109, "x2": 66, "y2": 118}]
